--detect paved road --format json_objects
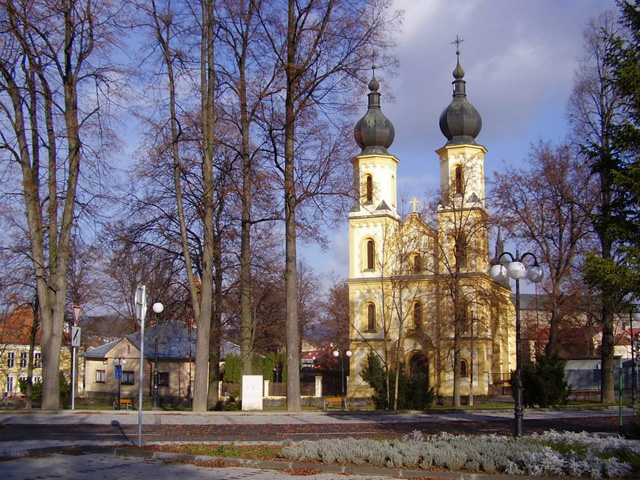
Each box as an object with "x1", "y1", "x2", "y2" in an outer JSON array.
[{"x1": 0, "y1": 407, "x2": 632, "y2": 444}]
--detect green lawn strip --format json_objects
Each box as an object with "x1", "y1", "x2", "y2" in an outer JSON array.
[{"x1": 145, "y1": 443, "x2": 283, "y2": 461}]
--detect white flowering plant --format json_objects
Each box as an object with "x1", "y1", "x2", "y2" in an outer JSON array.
[{"x1": 282, "y1": 430, "x2": 640, "y2": 479}]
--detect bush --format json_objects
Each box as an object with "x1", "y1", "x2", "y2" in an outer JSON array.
[
  {"x1": 18, "y1": 372, "x2": 71, "y2": 406},
  {"x1": 223, "y1": 352, "x2": 286, "y2": 384},
  {"x1": 361, "y1": 351, "x2": 435, "y2": 410},
  {"x1": 512, "y1": 352, "x2": 570, "y2": 407}
]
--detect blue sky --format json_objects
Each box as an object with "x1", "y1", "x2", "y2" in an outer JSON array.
[{"x1": 304, "y1": 0, "x2": 617, "y2": 283}]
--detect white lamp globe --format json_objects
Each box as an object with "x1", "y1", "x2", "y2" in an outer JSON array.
[
  {"x1": 633, "y1": 312, "x2": 640, "y2": 323},
  {"x1": 346, "y1": 350, "x2": 352, "y2": 357},
  {"x1": 332, "y1": 350, "x2": 339, "y2": 357},
  {"x1": 507, "y1": 261, "x2": 526, "y2": 280},
  {"x1": 490, "y1": 264, "x2": 508, "y2": 282},
  {"x1": 526, "y1": 265, "x2": 544, "y2": 283},
  {"x1": 152, "y1": 302, "x2": 164, "y2": 314}
]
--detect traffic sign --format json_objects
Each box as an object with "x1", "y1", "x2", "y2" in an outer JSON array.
[
  {"x1": 72, "y1": 305, "x2": 81, "y2": 326},
  {"x1": 71, "y1": 326, "x2": 81, "y2": 347},
  {"x1": 115, "y1": 364, "x2": 122, "y2": 379}
]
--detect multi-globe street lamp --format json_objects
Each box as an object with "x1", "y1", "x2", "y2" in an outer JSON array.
[
  {"x1": 332, "y1": 348, "x2": 352, "y2": 410},
  {"x1": 490, "y1": 250, "x2": 544, "y2": 437}
]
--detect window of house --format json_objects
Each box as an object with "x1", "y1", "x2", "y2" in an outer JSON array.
[
  {"x1": 96, "y1": 370, "x2": 106, "y2": 383},
  {"x1": 461, "y1": 359, "x2": 468, "y2": 377},
  {"x1": 366, "y1": 239, "x2": 375, "y2": 270},
  {"x1": 365, "y1": 175, "x2": 373, "y2": 203},
  {"x1": 34, "y1": 352, "x2": 41, "y2": 368},
  {"x1": 7, "y1": 351, "x2": 15, "y2": 368},
  {"x1": 413, "y1": 302, "x2": 422, "y2": 330},
  {"x1": 20, "y1": 351, "x2": 27, "y2": 368},
  {"x1": 121, "y1": 371, "x2": 135, "y2": 385},
  {"x1": 6, "y1": 375, "x2": 15, "y2": 393},
  {"x1": 33, "y1": 375, "x2": 41, "y2": 384},
  {"x1": 158, "y1": 372, "x2": 169, "y2": 387},
  {"x1": 367, "y1": 303, "x2": 376, "y2": 331}
]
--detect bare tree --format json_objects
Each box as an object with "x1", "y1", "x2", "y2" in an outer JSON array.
[
  {"x1": 492, "y1": 141, "x2": 597, "y2": 355},
  {"x1": 257, "y1": 0, "x2": 399, "y2": 412},
  {"x1": 0, "y1": 0, "x2": 119, "y2": 409}
]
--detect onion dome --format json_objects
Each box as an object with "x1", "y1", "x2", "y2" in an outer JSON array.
[
  {"x1": 439, "y1": 48, "x2": 482, "y2": 146},
  {"x1": 354, "y1": 71, "x2": 395, "y2": 155}
]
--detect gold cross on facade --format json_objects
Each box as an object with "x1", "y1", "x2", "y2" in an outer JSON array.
[{"x1": 410, "y1": 197, "x2": 420, "y2": 213}]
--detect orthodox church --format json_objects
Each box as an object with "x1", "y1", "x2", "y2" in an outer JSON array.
[{"x1": 347, "y1": 49, "x2": 515, "y2": 401}]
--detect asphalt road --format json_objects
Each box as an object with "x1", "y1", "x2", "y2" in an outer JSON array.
[{"x1": 0, "y1": 407, "x2": 634, "y2": 444}]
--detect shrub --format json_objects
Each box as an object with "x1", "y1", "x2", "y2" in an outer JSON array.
[
  {"x1": 512, "y1": 352, "x2": 570, "y2": 407},
  {"x1": 361, "y1": 351, "x2": 435, "y2": 410},
  {"x1": 19, "y1": 372, "x2": 70, "y2": 406}
]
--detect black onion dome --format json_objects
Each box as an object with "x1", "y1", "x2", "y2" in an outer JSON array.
[
  {"x1": 439, "y1": 50, "x2": 482, "y2": 146},
  {"x1": 354, "y1": 72, "x2": 395, "y2": 155}
]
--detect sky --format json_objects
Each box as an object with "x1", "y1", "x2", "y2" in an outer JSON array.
[{"x1": 305, "y1": 0, "x2": 617, "y2": 284}]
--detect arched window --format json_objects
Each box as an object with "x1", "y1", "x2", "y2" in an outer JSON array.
[
  {"x1": 412, "y1": 302, "x2": 422, "y2": 330},
  {"x1": 409, "y1": 353, "x2": 428, "y2": 382},
  {"x1": 365, "y1": 175, "x2": 373, "y2": 203},
  {"x1": 367, "y1": 304, "x2": 376, "y2": 331},
  {"x1": 413, "y1": 254, "x2": 422, "y2": 273},
  {"x1": 461, "y1": 359, "x2": 468, "y2": 377},
  {"x1": 454, "y1": 165, "x2": 463, "y2": 196},
  {"x1": 366, "y1": 239, "x2": 375, "y2": 270}
]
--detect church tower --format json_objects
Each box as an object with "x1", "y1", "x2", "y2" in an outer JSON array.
[
  {"x1": 436, "y1": 45, "x2": 489, "y2": 276},
  {"x1": 349, "y1": 72, "x2": 399, "y2": 280}
]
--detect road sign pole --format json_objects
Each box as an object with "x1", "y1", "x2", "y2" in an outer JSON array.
[{"x1": 71, "y1": 306, "x2": 81, "y2": 411}]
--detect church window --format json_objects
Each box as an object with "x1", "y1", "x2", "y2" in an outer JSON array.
[
  {"x1": 412, "y1": 302, "x2": 422, "y2": 330},
  {"x1": 366, "y1": 303, "x2": 376, "y2": 331},
  {"x1": 365, "y1": 175, "x2": 373, "y2": 203},
  {"x1": 455, "y1": 232, "x2": 467, "y2": 269},
  {"x1": 413, "y1": 254, "x2": 422, "y2": 273},
  {"x1": 454, "y1": 165, "x2": 463, "y2": 195},
  {"x1": 461, "y1": 359, "x2": 468, "y2": 377},
  {"x1": 366, "y1": 239, "x2": 375, "y2": 270}
]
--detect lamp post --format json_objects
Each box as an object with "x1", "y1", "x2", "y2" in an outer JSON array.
[
  {"x1": 114, "y1": 356, "x2": 126, "y2": 410},
  {"x1": 630, "y1": 299, "x2": 640, "y2": 405},
  {"x1": 490, "y1": 250, "x2": 544, "y2": 437},
  {"x1": 152, "y1": 302, "x2": 164, "y2": 409},
  {"x1": 332, "y1": 348, "x2": 352, "y2": 410}
]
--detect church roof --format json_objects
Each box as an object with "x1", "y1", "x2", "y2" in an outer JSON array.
[
  {"x1": 439, "y1": 44, "x2": 482, "y2": 146},
  {"x1": 354, "y1": 71, "x2": 395, "y2": 155}
]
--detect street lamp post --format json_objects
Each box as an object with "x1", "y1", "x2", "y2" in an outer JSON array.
[
  {"x1": 490, "y1": 250, "x2": 544, "y2": 437},
  {"x1": 152, "y1": 302, "x2": 164, "y2": 409},
  {"x1": 114, "y1": 356, "x2": 126, "y2": 410},
  {"x1": 332, "y1": 348, "x2": 352, "y2": 410},
  {"x1": 630, "y1": 300, "x2": 640, "y2": 405}
]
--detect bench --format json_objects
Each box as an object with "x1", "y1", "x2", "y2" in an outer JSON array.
[
  {"x1": 114, "y1": 398, "x2": 132, "y2": 410},
  {"x1": 323, "y1": 397, "x2": 347, "y2": 410}
]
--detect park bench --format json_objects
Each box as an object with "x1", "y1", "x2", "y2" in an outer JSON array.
[
  {"x1": 323, "y1": 396, "x2": 346, "y2": 410},
  {"x1": 114, "y1": 398, "x2": 132, "y2": 410}
]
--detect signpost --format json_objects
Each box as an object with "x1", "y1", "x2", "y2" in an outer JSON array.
[
  {"x1": 134, "y1": 285, "x2": 147, "y2": 447},
  {"x1": 71, "y1": 306, "x2": 81, "y2": 410}
]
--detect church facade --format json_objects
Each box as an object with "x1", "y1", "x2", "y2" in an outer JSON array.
[{"x1": 347, "y1": 51, "x2": 515, "y2": 401}]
